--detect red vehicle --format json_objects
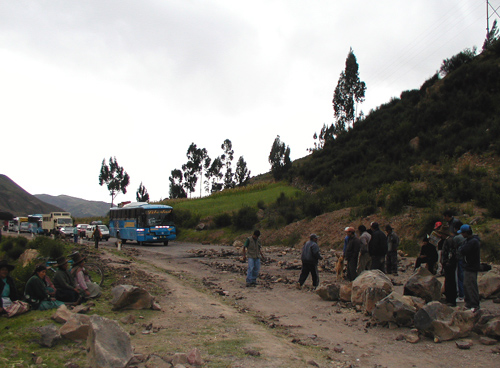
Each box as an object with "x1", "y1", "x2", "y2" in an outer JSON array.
[{"x1": 76, "y1": 224, "x2": 90, "y2": 238}]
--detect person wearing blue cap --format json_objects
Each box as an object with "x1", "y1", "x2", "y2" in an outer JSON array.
[{"x1": 457, "y1": 224, "x2": 481, "y2": 312}]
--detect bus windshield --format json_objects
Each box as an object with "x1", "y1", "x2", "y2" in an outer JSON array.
[
  {"x1": 145, "y1": 209, "x2": 173, "y2": 226},
  {"x1": 57, "y1": 218, "x2": 73, "y2": 226}
]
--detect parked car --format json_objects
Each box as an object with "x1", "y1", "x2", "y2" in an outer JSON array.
[
  {"x1": 76, "y1": 224, "x2": 90, "y2": 238},
  {"x1": 19, "y1": 222, "x2": 30, "y2": 233},
  {"x1": 58, "y1": 226, "x2": 75, "y2": 239},
  {"x1": 86, "y1": 225, "x2": 110, "y2": 241}
]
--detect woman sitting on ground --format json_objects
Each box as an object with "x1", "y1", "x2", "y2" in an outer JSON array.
[
  {"x1": 70, "y1": 253, "x2": 101, "y2": 299},
  {"x1": 25, "y1": 265, "x2": 64, "y2": 310},
  {"x1": 0, "y1": 260, "x2": 20, "y2": 314},
  {"x1": 53, "y1": 256, "x2": 81, "y2": 304},
  {"x1": 414, "y1": 236, "x2": 439, "y2": 274},
  {"x1": 0, "y1": 260, "x2": 30, "y2": 317}
]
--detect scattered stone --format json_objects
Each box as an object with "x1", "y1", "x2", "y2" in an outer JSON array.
[
  {"x1": 87, "y1": 315, "x2": 133, "y2": 368},
  {"x1": 171, "y1": 353, "x2": 188, "y2": 366},
  {"x1": 120, "y1": 314, "x2": 136, "y2": 324},
  {"x1": 52, "y1": 304, "x2": 74, "y2": 324},
  {"x1": 72, "y1": 304, "x2": 91, "y2": 314},
  {"x1": 479, "y1": 336, "x2": 498, "y2": 345},
  {"x1": 478, "y1": 271, "x2": 500, "y2": 299},
  {"x1": 187, "y1": 348, "x2": 203, "y2": 365},
  {"x1": 492, "y1": 346, "x2": 500, "y2": 354},
  {"x1": 333, "y1": 346, "x2": 344, "y2": 353},
  {"x1": 64, "y1": 363, "x2": 80, "y2": 368},
  {"x1": 316, "y1": 284, "x2": 340, "y2": 301},
  {"x1": 339, "y1": 283, "x2": 352, "y2": 302},
  {"x1": 406, "y1": 333, "x2": 420, "y2": 344},
  {"x1": 414, "y1": 301, "x2": 475, "y2": 341},
  {"x1": 129, "y1": 329, "x2": 136, "y2": 336},
  {"x1": 372, "y1": 291, "x2": 418, "y2": 327},
  {"x1": 455, "y1": 340, "x2": 473, "y2": 349},
  {"x1": 243, "y1": 348, "x2": 261, "y2": 356},
  {"x1": 404, "y1": 267, "x2": 442, "y2": 302},
  {"x1": 59, "y1": 314, "x2": 91, "y2": 341},
  {"x1": 351, "y1": 270, "x2": 393, "y2": 306},
  {"x1": 363, "y1": 286, "x2": 390, "y2": 314},
  {"x1": 145, "y1": 354, "x2": 170, "y2": 368},
  {"x1": 307, "y1": 360, "x2": 320, "y2": 367},
  {"x1": 37, "y1": 324, "x2": 61, "y2": 347},
  {"x1": 111, "y1": 285, "x2": 154, "y2": 310},
  {"x1": 152, "y1": 301, "x2": 162, "y2": 311}
]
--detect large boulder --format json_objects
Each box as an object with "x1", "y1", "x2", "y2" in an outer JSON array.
[
  {"x1": 350, "y1": 270, "x2": 393, "y2": 314},
  {"x1": 37, "y1": 324, "x2": 61, "y2": 347},
  {"x1": 478, "y1": 271, "x2": 500, "y2": 299},
  {"x1": 19, "y1": 249, "x2": 40, "y2": 267},
  {"x1": 60, "y1": 314, "x2": 91, "y2": 341},
  {"x1": 339, "y1": 283, "x2": 352, "y2": 302},
  {"x1": 414, "y1": 301, "x2": 475, "y2": 341},
  {"x1": 316, "y1": 284, "x2": 340, "y2": 301},
  {"x1": 111, "y1": 285, "x2": 154, "y2": 310},
  {"x1": 87, "y1": 315, "x2": 133, "y2": 368},
  {"x1": 404, "y1": 267, "x2": 442, "y2": 302},
  {"x1": 51, "y1": 304, "x2": 74, "y2": 324},
  {"x1": 351, "y1": 270, "x2": 393, "y2": 306},
  {"x1": 372, "y1": 292, "x2": 423, "y2": 327},
  {"x1": 474, "y1": 311, "x2": 500, "y2": 338}
]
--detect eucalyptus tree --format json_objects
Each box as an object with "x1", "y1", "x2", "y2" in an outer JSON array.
[
  {"x1": 136, "y1": 182, "x2": 149, "y2": 203},
  {"x1": 268, "y1": 135, "x2": 291, "y2": 180},
  {"x1": 99, "y1": 157, "x2": 130, "y2": 207}
]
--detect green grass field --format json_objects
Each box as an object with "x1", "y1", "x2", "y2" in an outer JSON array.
[{"x1": 161, "y1": 182, "x2": 302, "y2": 218}]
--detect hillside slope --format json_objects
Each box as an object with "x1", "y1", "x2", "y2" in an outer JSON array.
[
  {"x1": 35, "y1": 194, "x2": 110, "y2": 218},
  {"x1": 0, "y1": 174, "x2": 62, "y2": 216}
]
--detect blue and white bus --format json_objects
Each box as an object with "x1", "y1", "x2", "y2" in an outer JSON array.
[
  {"x1": 109, "y1": 202, "x2": 176, "y2": 245},
  {"x1": 28, "y1": 214, "x2": 44, "y2": 234}
]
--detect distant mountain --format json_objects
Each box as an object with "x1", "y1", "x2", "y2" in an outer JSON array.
[
  {"x1": 34, "y1": 194, "x2": 110, "y2": 218},
  {"x1": 0, "y1": 174, "x2": 63, "y2": 216}
]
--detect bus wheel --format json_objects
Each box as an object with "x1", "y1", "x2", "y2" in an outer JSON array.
[
  {"x1": 122, "y1": 239, "x2": 127, "y2": 244},
  {"x1": 163, "y1": 241, "x2": 169, "y2": 246},
  {"x1": 138, "y1": 241, "x2": 143, "y2": 246}
]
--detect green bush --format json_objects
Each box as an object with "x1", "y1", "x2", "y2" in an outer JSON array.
[
  {"x1": 1, "y1": 237, "x2": 29, "y2": 261},
  {"x1": 480, "y1": 232, "x2": 500, "y2": 263},
  {"x1": 173, "y1": 208, "x2": 200, "y2": 229},
  {"x1": 214, "y1": 213, "x2": 232, "y2": 228},
  {"x1": 10, "y1": 261, "x2": 36, "y2": 296},
  {"x1": 399, "y1": 238, "x2": 420, "y2": 258},
  {"x1": 232, "y1": 206, "x2": 258, "y2": 230},
  {"x1": 29, "y1": 236, "x2": 65, "y2": 259}
]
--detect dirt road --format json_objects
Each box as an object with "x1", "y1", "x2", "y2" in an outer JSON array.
[{"x1": 99, "y1": 240, "x2": 499, "y2": 368}]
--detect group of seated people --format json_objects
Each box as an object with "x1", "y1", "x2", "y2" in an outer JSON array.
[{"x1": 0, "y1": 253, "x2": 101, "y2": 317}]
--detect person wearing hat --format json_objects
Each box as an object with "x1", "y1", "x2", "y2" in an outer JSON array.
[
  {"x1": 368, "y1": 222, "x2": 388, "y2": 272},
  {"x1": 242, "y1": 230, "x2": 265, "y2": 287},
  {"x1": 71, "y1": 253, "x2": 101, "y2": 298},
  {"x1": 0, "y1": 260, "x2": 20, "y2": 314},
  {"x1": 457, "y1": 224, "x2": 481, "y2": 312},
  {"x1": 296, "y1": 234, "x2": 323, "y2": 289},
  {"x1": 24, "y1": 265, "x2": 64, "y2": 310},
  {"x1": 385, "y1": 225, "x2": 400, "y2": 276},
  {"x1": 53, "y1": 256, "x2": 80, "y2": 303},
  {"x1": 344, "y1": 227, "x2": 361, "y2": 281}
]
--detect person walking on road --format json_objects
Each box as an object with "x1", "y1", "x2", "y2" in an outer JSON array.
[
  {"x1": 93, "y1": 226, "x2": 102, "y2": 249},
  {"x1": 296, "y1": 234, "x2": 323, "y2": 289},
  {"x1": 242, "y1": 230, "x2": 265, "y2": 287}
]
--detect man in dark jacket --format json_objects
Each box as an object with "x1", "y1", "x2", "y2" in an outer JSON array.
[
  {"x1": 53, "y1": 257, "x2": 80, "y2": 303},
  {"x1": 344, "y1": 227, "x2": 361, "y2": 281},
  {"x1": 0, "y1": 260, "x2": 19, "y2": 314},
  {"x1": 369, "y1": 222, "x2": 388, "y2": 272},
  {"x1": 457, "y1": 224, "x2": 481, "y2": 311},
  {"x1": 296, "y1": 234, "x2": 323, "y2": 289}
]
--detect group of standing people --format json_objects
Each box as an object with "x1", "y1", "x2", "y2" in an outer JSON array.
[
  {"x1": 415, "y1": 211, "x2": 481, "y2": 311},
  {"x1": 0, "y1": 252, "x2": 101, "y2": 317}
]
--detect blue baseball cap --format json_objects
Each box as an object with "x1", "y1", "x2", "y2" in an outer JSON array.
[{"x1": 457, "y1": 224, "x2": 471, "y2": 234}]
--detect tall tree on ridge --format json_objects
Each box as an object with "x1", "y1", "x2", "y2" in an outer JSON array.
[
  {"x1": 136, "y1": 182, "x2": 149, "y2": 203},
  {"x1": 332, "y1": 48, "x2": 366, "y2": 135},
  {"x1": 99, "y1": 157, "x2": 130, "y2": 207},
  {"x1": 269, "y1": 135, "x2": 291, "y2": 180}
]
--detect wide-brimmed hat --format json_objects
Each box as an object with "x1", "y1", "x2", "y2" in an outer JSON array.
[
  {"x1": 71, "y1": 253, "x2": 86, "y2": 266},
  {"x1": 56, "y1": 256, "x2": 69, "y2": 267},
  {"x1": 0, "y1": 260, "x2": 15, "y2": 271}
]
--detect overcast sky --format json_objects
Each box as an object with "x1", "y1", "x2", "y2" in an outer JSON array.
[{"x1": 0, "y1": 0, "x2": 493, "y2": 205}]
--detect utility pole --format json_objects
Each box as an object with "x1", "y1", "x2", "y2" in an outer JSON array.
[{"x1": 487, "y1": 0, "x2": 500, "y2": 34}]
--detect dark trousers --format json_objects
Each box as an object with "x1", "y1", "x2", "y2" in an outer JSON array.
[
  {"x1": 415, "y1": 258, "x2": 436, "y2": 274},
  {"x1": 94, "y1": 238, "x2": 100, "y2": 249},
  {"x1": 386, "y1": 251, "x2": 398, "y2": 274},
  {"x1": 55, "y1": 288, "x2": 79, "y2": 303},
  {"x1": 371, "y1": 256, "x2": 386, "y2": 273},
  {"x1": 298, "y1": 262, "x2": 319, "y2": 287},
  {"x1": 346, "y1": 258, "x2": 358, "y2": 281},
  {"x1": 443, "y1": 262, "x2": 457, "y2": 305},
  {"x1": 464, "y1": 270, "x2": 480, "y2": 309}
]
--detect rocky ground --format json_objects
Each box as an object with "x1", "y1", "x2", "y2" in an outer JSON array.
[{"x1": 95, "y1": 240, "x2": 500, "y2": 368}]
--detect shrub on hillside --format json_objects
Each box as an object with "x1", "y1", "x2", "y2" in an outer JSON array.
[
  {"x1": 214, "y1": 213, "x2": 232, "y2": 228},
  {"x1": 232, "y1": 206, "x2": 258, "y2": 230},
  {"x1": 1, "y1": 236, "x2": 29, "y2": 261},
  {"x1": 174, "y1": 208, "x2": 200, "y2": 229},
  {"x1": 29, "y1": 236, "x2": 65, "y2": 259}
]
